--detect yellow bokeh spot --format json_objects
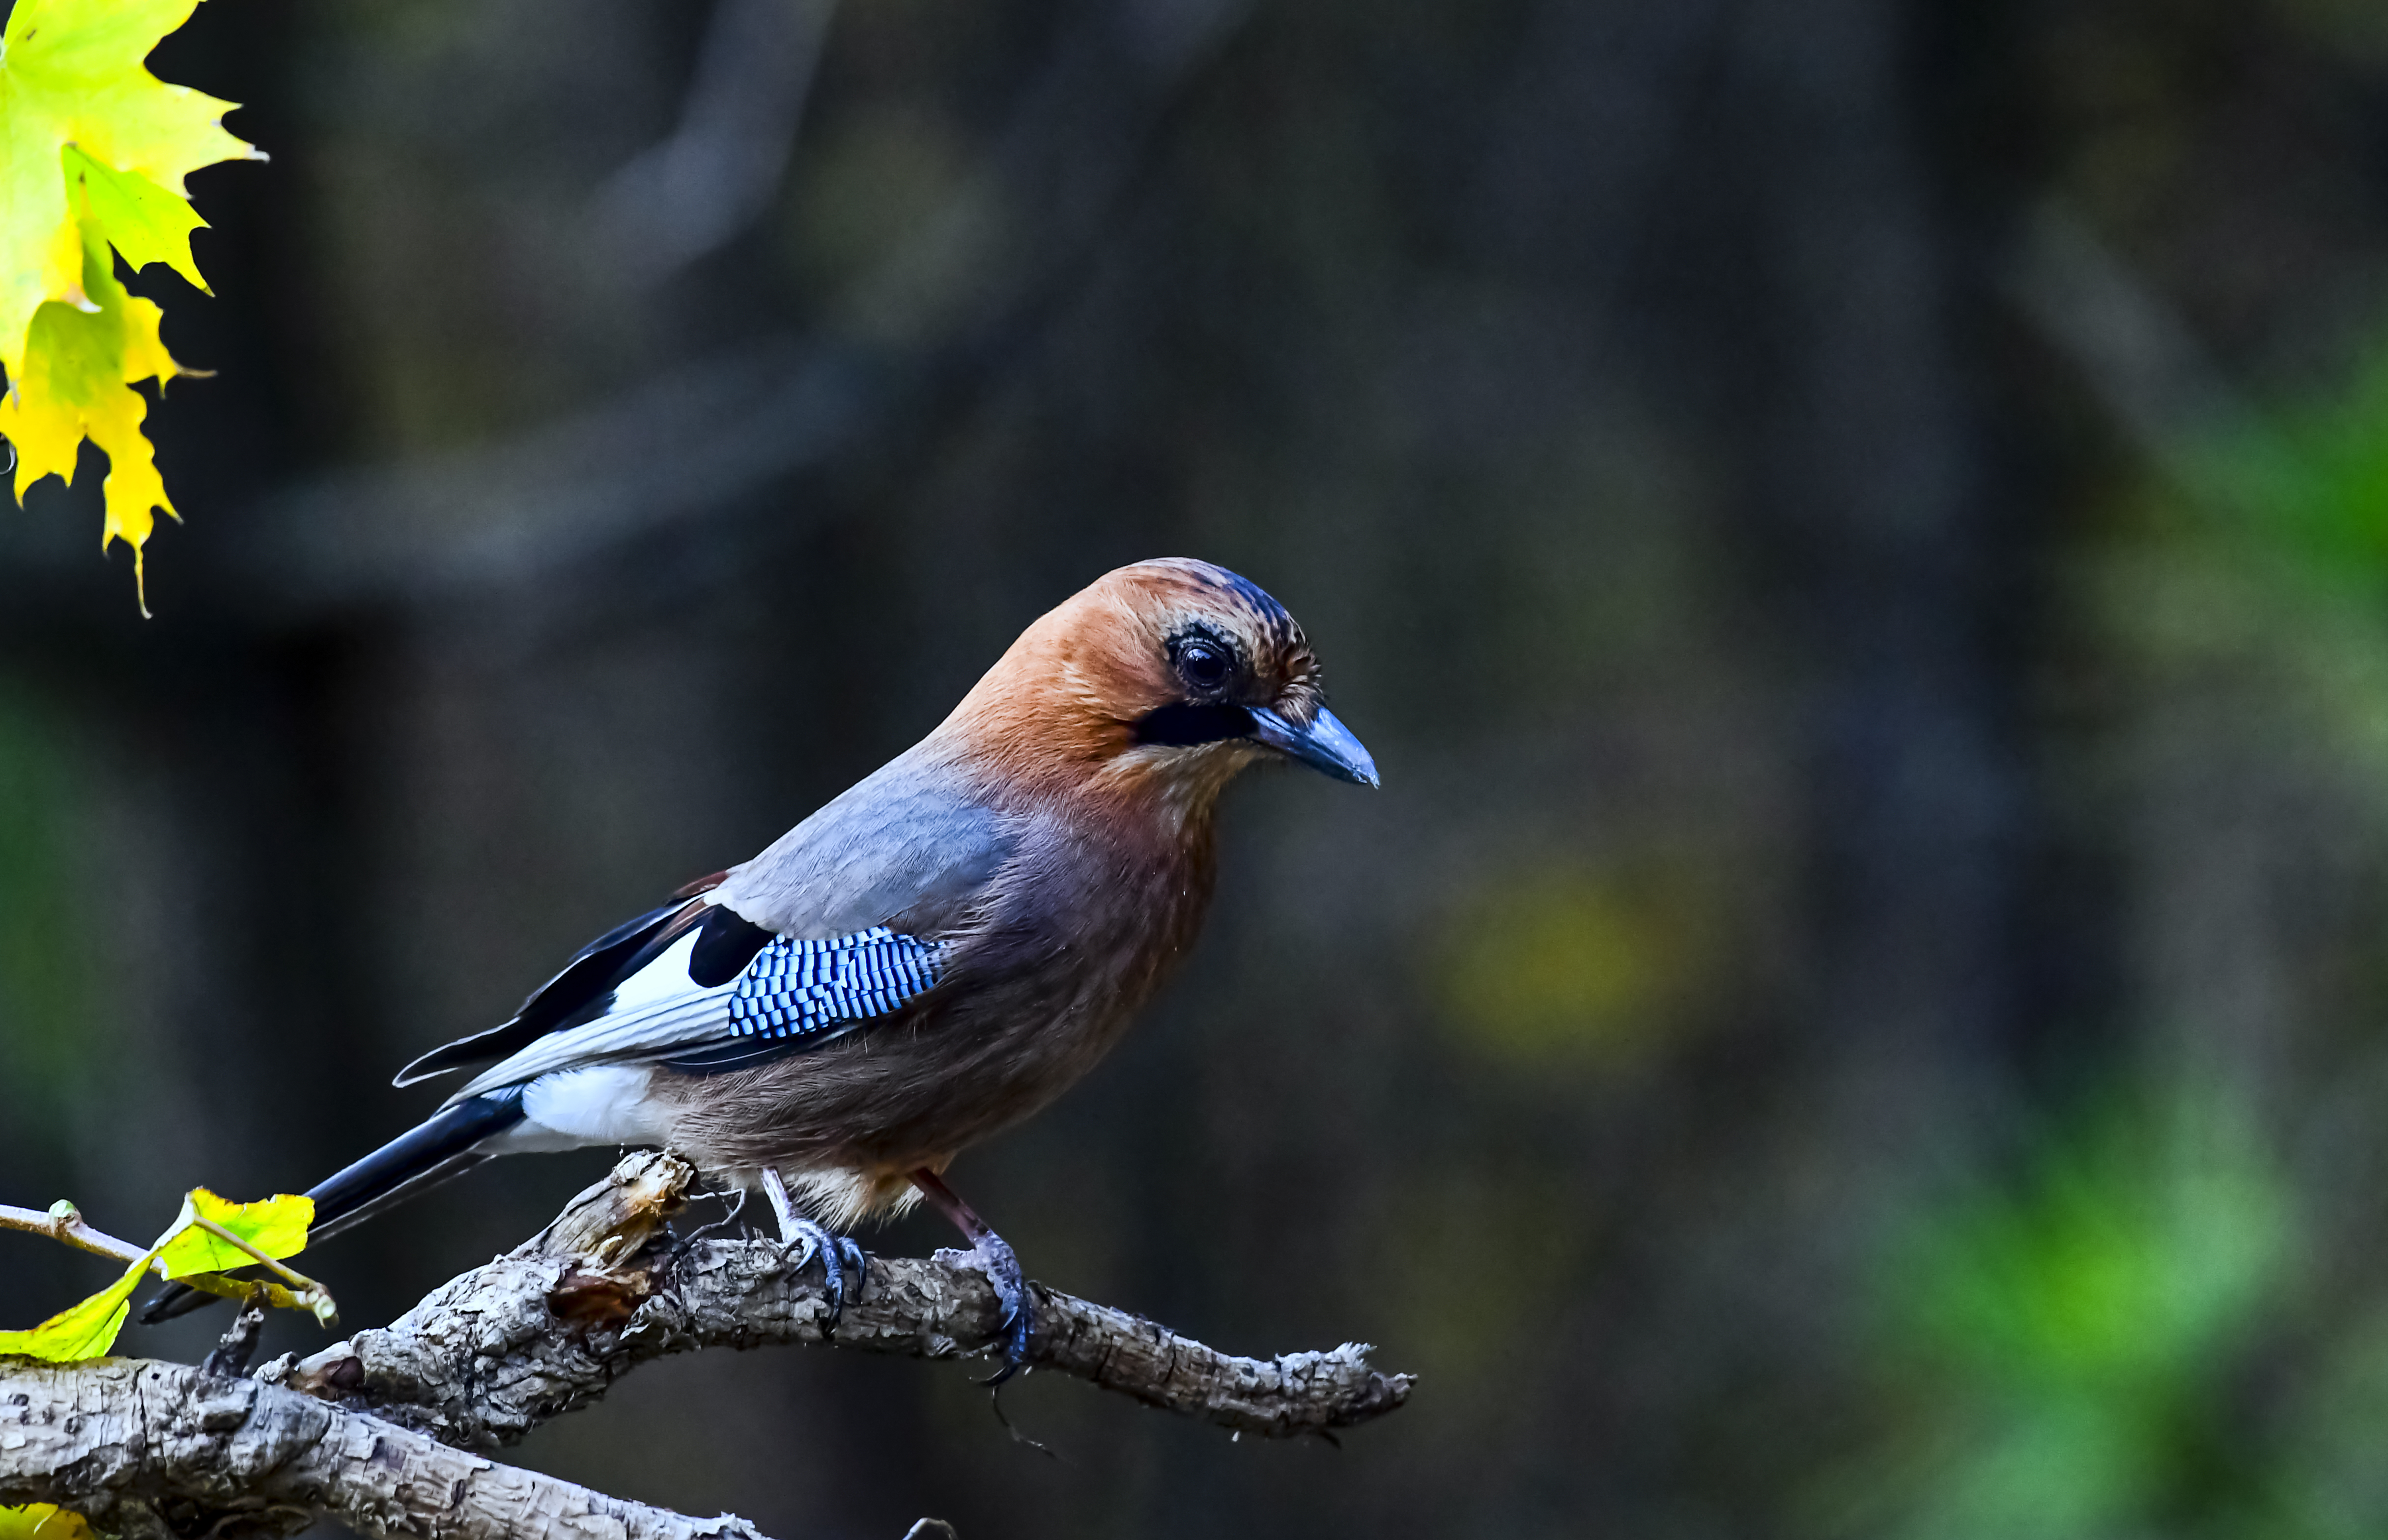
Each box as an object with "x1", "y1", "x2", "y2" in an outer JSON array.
[{"x1": 1438, "y1": 863, "x2": 1714, "y2": 1071}]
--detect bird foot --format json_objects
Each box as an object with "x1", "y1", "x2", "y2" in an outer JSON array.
[
  {"x1": 759, "y1": 1168, "x2": 867, "y2": 1327},
  {"x1": 965, "y1": 1229, "x2": 1032, "y2": 1382},
  {"x1": 775, "y1": 1217, "x2": 869, "y2": 1328}
]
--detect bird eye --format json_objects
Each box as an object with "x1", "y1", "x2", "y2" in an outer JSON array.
[{"x1": 1174, "y1": 639, "x2": 1232, "y2": 692}]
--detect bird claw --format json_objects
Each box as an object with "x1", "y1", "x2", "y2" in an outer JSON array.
[
  {"x1": 838, "y1": 1234, "x2": 870, "y2": 1302},
  {"x1": 775, "y1": 1216, "x2": 866, "y2": 1329},
  {"x1": 969, "y1": 1230, "x2": 1033, "y2": 1383}
]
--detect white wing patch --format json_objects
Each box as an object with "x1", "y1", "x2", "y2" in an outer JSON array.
[
  {"x1": 449, "y1": 930, "x2": 737, "y2": 1103},
  {"x1": 609, "y1": 930, "x2": 708, "y2": 1010}
]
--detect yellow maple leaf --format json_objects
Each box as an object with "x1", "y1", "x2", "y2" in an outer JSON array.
[
  {"x1": 0, "y1": 221, "x2": 185, "y2": 611},
  {"x1": 0, "y1": 0, "x2": 251, "y2": 375},
  {"x1": 0, "y1": 0, "x2": 255, "y2": 608}
]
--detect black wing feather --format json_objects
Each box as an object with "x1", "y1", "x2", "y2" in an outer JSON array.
[
  {"x1": 393, "y1": 897, "x2": 694, "y2": 1086},
  {"x1": 687, "y1": 905, "x2": 776, "y2": 986}
]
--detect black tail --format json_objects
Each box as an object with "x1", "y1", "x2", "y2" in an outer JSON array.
[{"x1": 139, "y1": 1090, "x2": 527, "y2": 1324}]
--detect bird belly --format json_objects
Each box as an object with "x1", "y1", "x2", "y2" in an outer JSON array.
[
  {"x1": 495, "y1": 1064, "x2": 673, "y2": 1152},
  {"x1": 649, "y1": 964, "x2": 1156, "y2": 1195}
]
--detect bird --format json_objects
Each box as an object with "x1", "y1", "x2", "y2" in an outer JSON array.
[{"x1": 143, "y1": 557, "x2": 1377, "y2": 1372}]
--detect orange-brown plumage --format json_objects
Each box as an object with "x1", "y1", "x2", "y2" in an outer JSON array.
[{"x1": 931, "y1": 558, "x2": 1327, "y2": 802}]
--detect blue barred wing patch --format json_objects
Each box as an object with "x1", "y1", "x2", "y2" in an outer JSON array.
[{"x1": 725, "y1": 926, "x2": 943, "y2": 1045}]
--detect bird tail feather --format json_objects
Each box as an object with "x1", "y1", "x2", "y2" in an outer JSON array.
[{"x1": 138, "y1": 1090, "x2": 527, "y2": 1324}]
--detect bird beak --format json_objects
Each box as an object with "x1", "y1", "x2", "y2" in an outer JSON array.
[{"x1": 1249, "y1": 705, "x2": 1380, "y2": 788}]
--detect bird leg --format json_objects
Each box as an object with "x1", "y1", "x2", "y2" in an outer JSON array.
[
  {"x1": 909, "y1": 1167, "x2": 1031, "y2": 1380},
  {"x1": 758, "y1": 1168, "x2": 867, "y2": 1325}
]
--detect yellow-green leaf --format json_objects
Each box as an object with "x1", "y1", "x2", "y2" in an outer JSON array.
[
  {"x1": 0, "y1": 0, "x2": 250, "y2": 376},
  {"x1": 0, "y1": 223, "x2": 183, "y2": 608},
  {"x1": 154, "y1": 1189, "x2": 312, "y2": 1280},
  {"x1": 0, "y1": 1505, "x2": 96, "y2": 1540},
  {"x1": 0, "y1": 1252, "x2": 145, "y2": 1362},
  {"x1": 65, "y1": 147, "x2": 206, "y2": 293}
]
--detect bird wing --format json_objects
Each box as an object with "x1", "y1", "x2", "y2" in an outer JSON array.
[
  {"x1": 446, "y1": 921, "x2": 947, "y2": 1100},
  {"x1": 394, "y1": 893, "x2": 710, "y2": 1086},
  {"x1": 420, "y1": 754, "x2": 1012, "y2": 1102}
]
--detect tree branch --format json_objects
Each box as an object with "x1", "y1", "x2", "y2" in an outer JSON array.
[
  {"x1": 266, "y1": 1151, "x2": 1410, "y2": 1447},
  {"x1": 0, "y1": 1357, "x2": 773, "y2": 1540},
  {"x1": 0, "y1": 1153, "x2": 1412, "y2": 1539}
]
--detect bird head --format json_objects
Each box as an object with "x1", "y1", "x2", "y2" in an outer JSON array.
[{"x1": 943, "y1": 558, "x2": 1378, "y2": 811}]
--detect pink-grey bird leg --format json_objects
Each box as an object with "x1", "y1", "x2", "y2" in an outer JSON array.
[
  {"x1": 910, "y1": 1167, "x2": 1031, "y2": 1378},
  {"x1": 759, "y1": 1168, "x2": 866, "y2": 1325}
]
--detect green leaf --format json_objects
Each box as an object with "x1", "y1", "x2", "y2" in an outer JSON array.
[
  {"x1": 65, "y1": 146, "x2": 206, "y2": 292},
  {"x1": 153, "y1": 1189, "x2": 312, "y2": 1280},
  {"x1": 0, "y1": 1252, "x2": 145, "y2": 1362}
]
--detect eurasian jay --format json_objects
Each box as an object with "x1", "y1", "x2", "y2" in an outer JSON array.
[{"x1": 144, "y1": 558, "x2": 1376, "y2": 1371}]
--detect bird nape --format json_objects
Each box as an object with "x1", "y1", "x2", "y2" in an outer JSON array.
[{"x1": 142, "y1": 558, "x2": 1379, "y2": 1376}]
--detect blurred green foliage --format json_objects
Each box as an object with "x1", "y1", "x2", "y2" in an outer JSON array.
[
  {"x1": 1852, "y1": 1090, "x2": 2297, "y2": 1540},
  {"x1": 2196, "y1": 345, "x2": 2388, "y2": 604},
  {"x1": 1836, "y1": 314, "x2": 2388, "y2": 1540},
  {"x1": 1849, "y1": 1084, "x2": 2388, "y2": 1540},
  {"x1": 2130, "y1": 332, "x2": 2388, "y2": 737}
]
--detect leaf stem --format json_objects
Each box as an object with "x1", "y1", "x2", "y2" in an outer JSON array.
[{"x1": 183, "y1": 1216, "x2": 337, "y2": 1326}]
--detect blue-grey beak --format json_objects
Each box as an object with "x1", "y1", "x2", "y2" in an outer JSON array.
[{"x1": 1249, "y1": 705, "x2": 1380, "y2": 788}]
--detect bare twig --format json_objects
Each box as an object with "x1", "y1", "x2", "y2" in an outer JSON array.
[
  {"x1": 0, "y1": 1202, "x2": 147, "y2": 1268},
  {"x1": 181, "y1": 1213, "x2": 338, "y2": 1326},
  {"x1": 199, "y1": 1287, "x2": 273, "y2": 1380}
]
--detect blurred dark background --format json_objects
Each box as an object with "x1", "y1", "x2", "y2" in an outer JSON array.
[{"x1": 13, "y1": 0, "x2": 2388, "y2": 1536}]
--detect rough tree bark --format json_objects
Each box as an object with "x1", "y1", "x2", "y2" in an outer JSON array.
[{"x1": 0, "y1": 1154, "x2": 1413, "y2": 1540}]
